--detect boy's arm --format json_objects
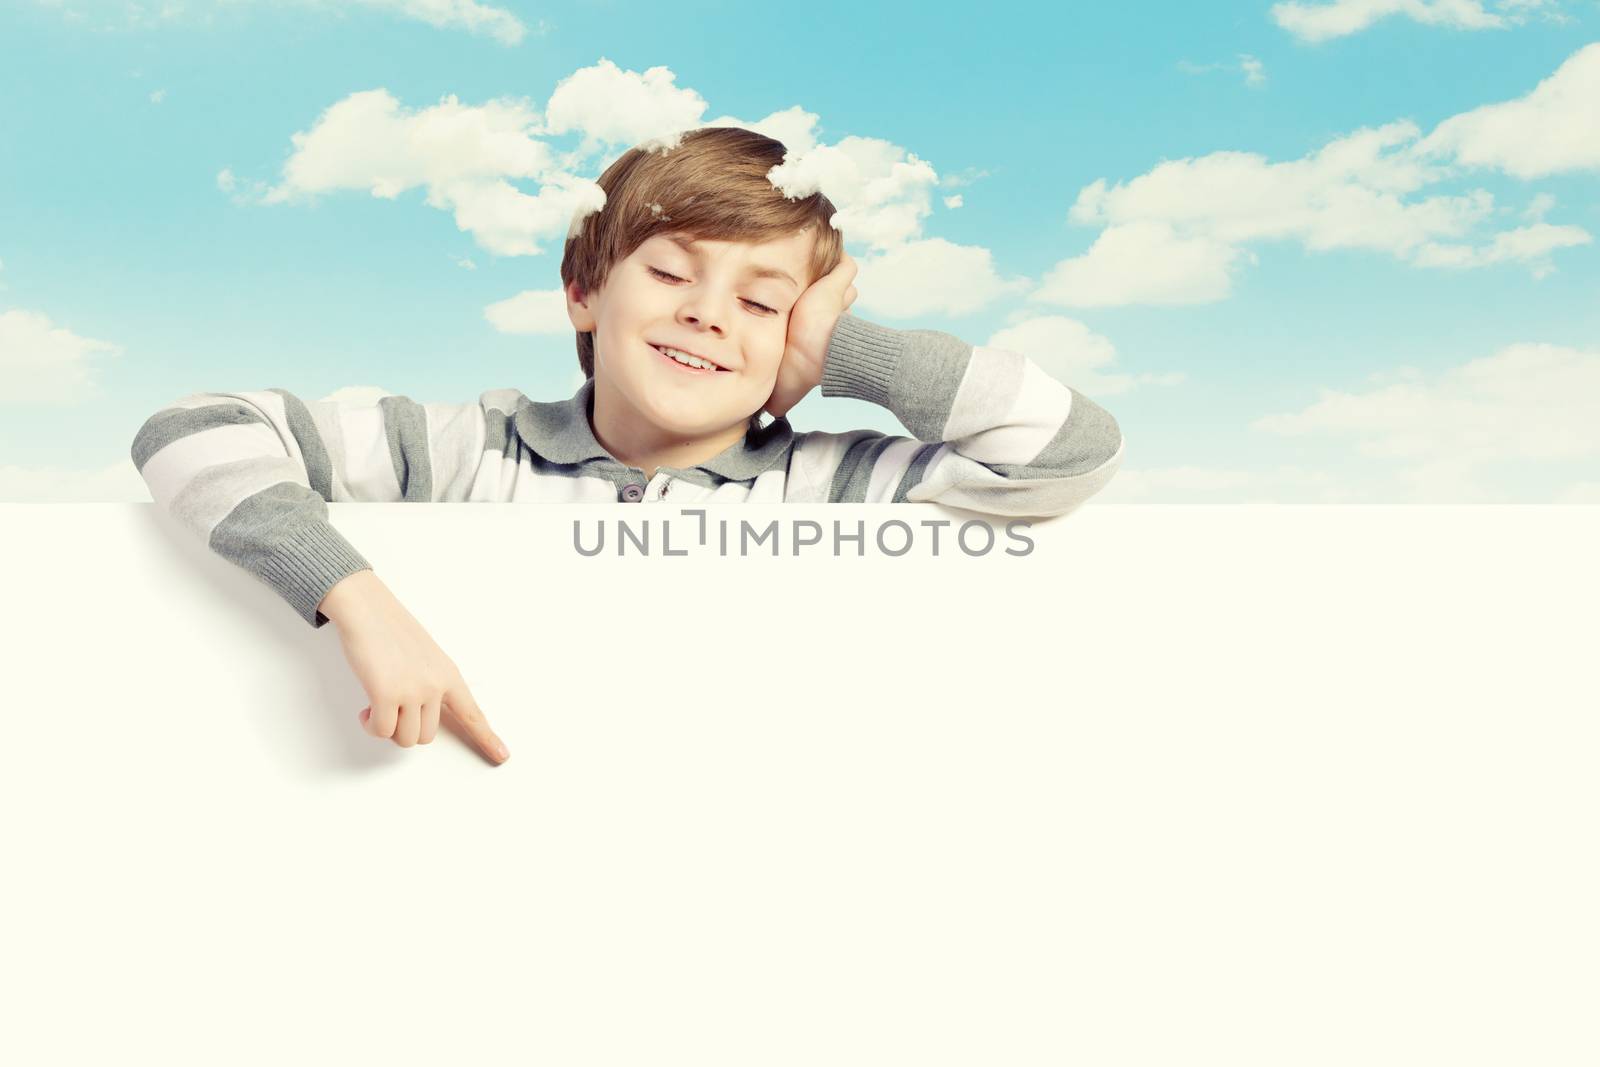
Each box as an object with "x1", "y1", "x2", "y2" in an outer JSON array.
[
  {"x1": 785, "y1": 313, "x2": 1124, "y2": 516},
  {"x1": 130, "y1": 388, "x2": 495, "y2": 628}
]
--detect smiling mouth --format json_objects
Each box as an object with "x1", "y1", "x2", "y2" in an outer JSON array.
[{"x1": 652, "y1": 344, "x2": 730, "y2": 373}]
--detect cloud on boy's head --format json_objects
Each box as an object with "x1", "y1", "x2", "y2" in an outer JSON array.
[
  {"x1": 244, "y1": 58, "x2": 961, "y2": 261},
  {"x1": 543, "y1": 59, "x2": 710, "y2": 160},
  {"x1": 239, "y1": 58, "x2": 1015, "y2": 319},
  {"x1": 766, "y1": 137, "x2": 937, "y2": 250}
]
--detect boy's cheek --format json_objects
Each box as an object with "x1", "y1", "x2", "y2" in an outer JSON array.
[{"x1": 749, "y1": 363, "x2": 779, "y2": 390}]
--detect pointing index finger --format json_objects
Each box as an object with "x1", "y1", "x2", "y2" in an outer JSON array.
[{"x1": 442, "y1": 687, "x2": 510, "y2": 764}]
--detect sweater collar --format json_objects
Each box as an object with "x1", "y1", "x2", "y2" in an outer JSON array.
[{"x1": 514, "y1": 376, "x2": 795, "y2": 482}]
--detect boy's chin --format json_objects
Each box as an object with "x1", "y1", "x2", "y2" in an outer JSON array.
[{"x1": 643, "y1": 396, "x2": 756, "y2": 435}]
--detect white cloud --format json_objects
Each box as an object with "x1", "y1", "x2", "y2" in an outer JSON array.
[
  {"x1": 0, "y1": 308, "x2": 123, "y2": 406},
  {"x1": 350, "y1": 0, "x2": 530, "y2": 46},
  {"x1": 984, "y1": 314, "x2": 1182, "y2": 398},
  {"x1": 34, "y1": 0, "x2": 536, "y2": 45},
  {"x1": 256, "y1": 88, "x2": 597, "y2": 257},
  {"x1": 1410, "y1": 222, "x2": 1592, "y2": 277},
  {"x1": 251, "y1": 59, "x2": 1015, "y2": 321},
  {"x1": 1066, "y1": 121, "x2": 1477, "y2": 250},
  {"x1": 148, "y1": 88, "x2": 166, "y2": 104},
  {"x1": 542, "y1": 59, "x2": 712, "y2": 158},
  {"x1": 265, "y1": 90, "x2": 552, "y2": 197},
  {"x1": 1251, "y1": 340, "x2": 1600, "y2": 501},
  {"x1": 768, "y1": 134, "x2": 942, "y2": 250},
  {"x1": 938, "y1": 166, "x2": 991, "y2": 190},
  {"x1": 1177, "y1": 54, "x2": 1268, "y2": 88},
  {"x1": 1413, "y1": 42, "x2": 1600, "y2": 178},
  {"x1": 482, "y1": 288, "x2": 569, "y2": 334},
  {"x1": 1037, "y1": 118, "x2": 1492, "y2": 306},
  {"x1": 943, "y1": 194, "x2": 963, "y2": 209},
  {"x1": 1522, "y1": 192, "x2": 1557, "y2": 222},
  {"x1": 1033, "y1": 221, "x2": 1254, "y2": 308},
  {"x1": 250, "y1": 69, "x2": 810, "y2": 260},
  {"x1": 850, "y1": 238, "x2": 1029, "y2": 319},
  {"x1": 1099, "y1": 335, "x2": 1600, "y2": 501},
  {"x1": 704, "y1": 106, "x2": 828, "y2": 163},
  {"x1": 1270, "y1": 0, "x2": 1562, "y2": 43},
  {"x1": 1037, "y1": 45, "x2": 1599, "y2": 308}
]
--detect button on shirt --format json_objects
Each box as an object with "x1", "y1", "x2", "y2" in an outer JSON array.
[{"x1": 621, "y1": 483, "x2": 644, "y2": 502}]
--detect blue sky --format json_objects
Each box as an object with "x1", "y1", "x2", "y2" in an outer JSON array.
[{"x1": 2, "y1": 0, "x2": 1597, "y2": 503}]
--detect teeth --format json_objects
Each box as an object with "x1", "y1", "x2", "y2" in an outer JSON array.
[{"x1": 657, "y1": 345, "x2": 719, "y2": 371}]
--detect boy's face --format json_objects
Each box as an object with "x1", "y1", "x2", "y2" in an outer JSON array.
[{"x1": 566, "y1": 228, "x2": 816, "y2": 436}]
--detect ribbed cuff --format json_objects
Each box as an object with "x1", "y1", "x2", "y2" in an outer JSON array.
[
  {"x1": 257, "y1": 520, "x2": 373, "y2": 629},
  {"x1": 819, "y1": 313, "x2": 905, "y2": 408}
]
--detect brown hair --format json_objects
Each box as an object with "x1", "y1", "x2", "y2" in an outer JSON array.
[{"x1": 560, "y1": 126, "x2": 845, "y2": 433}]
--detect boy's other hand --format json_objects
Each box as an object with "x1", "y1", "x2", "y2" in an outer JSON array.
[
  {"x1": 762, "y1": 251, "x2": 858, "y2": 420},
  {"x1": 320, "y1": 571, "x2": 510, "y2": 765}
]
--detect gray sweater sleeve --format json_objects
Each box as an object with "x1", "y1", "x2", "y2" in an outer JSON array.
[
  {"x1": 130, "y1": 388, "x2": 490, "y2": 629},
  {"x1": 786, "y1": 313, "x2": 1125, "y2": 516}
]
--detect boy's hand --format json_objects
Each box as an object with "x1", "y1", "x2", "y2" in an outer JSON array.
[
  {"x1": 762, "y1": 252, "x2": 858, "y2": 420},
  {"x1": 320, "y1": 570, "x2": 510, "y2": 765}
]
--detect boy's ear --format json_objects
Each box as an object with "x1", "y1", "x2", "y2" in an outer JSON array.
[{"x1": 565, "y1": 280, "x2": 597, "y2": 332}]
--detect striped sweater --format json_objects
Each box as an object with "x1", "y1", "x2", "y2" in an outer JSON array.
[{"x1": 131, "y1": 313, "x2": 1125, "y2": 629}]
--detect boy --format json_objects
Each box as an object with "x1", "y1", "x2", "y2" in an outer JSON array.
[{"x1": 130, "y1": 126, "x2": 1125, "y2": 766}]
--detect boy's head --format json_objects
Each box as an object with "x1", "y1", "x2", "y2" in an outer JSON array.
[{"x1": 560, "y1": 126, "x2": 844, "y2": 439}]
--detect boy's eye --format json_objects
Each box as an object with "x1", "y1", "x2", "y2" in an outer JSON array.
[{"x1": 647, "y1": 266, "x2": 778, "y2": 316}]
